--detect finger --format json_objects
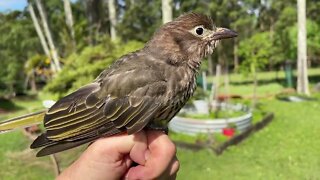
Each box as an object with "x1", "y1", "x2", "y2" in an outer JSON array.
[
  {"x1": 130, "y1": 131, "x2": 148, "y2": 165},
  {"x1": 61, "y1": 132, "x2": 145, "y2": 180},
  {"x1": 156, "y1": 155, "x2": 179, "y2": 180},
  {"x1": 126, "y1": 131, "x2": 177, "y2": 179},
  {"x1": 88, "y1": 132, "x2": 143, "y2": 162},
  {"x1": 169, "y1": 156, "x2": 180, "y2": 176}
]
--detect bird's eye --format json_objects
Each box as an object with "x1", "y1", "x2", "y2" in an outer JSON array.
[{"x1": 195, "y1": 27, "x2": 204, "y2": 35}]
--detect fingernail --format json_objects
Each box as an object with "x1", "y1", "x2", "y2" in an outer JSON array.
[{"x1": 145, "y1": 150, "x2": 150, "y2": 160}]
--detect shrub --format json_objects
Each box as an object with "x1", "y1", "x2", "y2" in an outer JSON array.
[{"x1": 44, "y1": 40, "x2": 144, "y2": 97}]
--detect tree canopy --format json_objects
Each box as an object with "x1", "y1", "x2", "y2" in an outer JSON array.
[{"x1": 0, "y1": 0, "x2": 319, "y2": 96}]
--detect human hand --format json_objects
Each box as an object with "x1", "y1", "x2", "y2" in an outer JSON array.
[{"x1": 57, "y1": 130, "x2": 179, "y2": 180}]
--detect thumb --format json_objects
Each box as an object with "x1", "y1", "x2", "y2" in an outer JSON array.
[{"x1": 58, "y1": 131, "x2": 147, "y2": 180}]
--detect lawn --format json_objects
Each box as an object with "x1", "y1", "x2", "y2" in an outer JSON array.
[
  {"x1": 0, "y1": 96, "x2": 54, "y2": 179},
  {"x1": 207, "y1": 67, "x2": 320, "y2": 97},
  {"x1": 176, "y1": 98, "x2": 320, "y2": 179},
  {"x1": 0, "y1": 68, "x2": 319, "y2": 179}
]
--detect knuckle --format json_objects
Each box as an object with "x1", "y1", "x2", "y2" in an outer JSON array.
[{"x1": 166, "y1": 140, "x2": 177, "y2": 156}]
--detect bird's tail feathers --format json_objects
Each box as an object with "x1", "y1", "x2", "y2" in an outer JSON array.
[{"x1": 0, "y1": 110, "x2": 46, "y2": 133}]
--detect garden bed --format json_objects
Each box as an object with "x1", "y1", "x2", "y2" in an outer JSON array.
[
  {"x1": 169, "y1": 102, "x2": 252, "y2": 135},
  {"x1": 170, "y1": 112, "x2": 274, "y2": 155}
]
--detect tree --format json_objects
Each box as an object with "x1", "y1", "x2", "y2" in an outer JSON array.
[
  {"x1": 44, "y1": 40, "x2": 144, "y2": 97},
  {"x1": 63, "y1": 0, "x2": 76, "y2": 49},
  {"x1": 297, "y1": 0, "x2": 310, "y2": 95},
  {"x1": 117, "y1": 0, "x2": 162, "y2": 42},
  {"x1": 28, "y1": 3, "x2": 56, "y2": 73},
  {"x1": 162, "y1": 0, "x2": 172, "y2": 24},
  {"x1": 35, "y1": 0, "x2": 62, "y2": 72},
  {"x1": 107, "y1": 0, "x2": 118, "y2": 41},
  {"x1": 238, "y1": 32, "x2": 275, "y2": 107},
  {"x1": 0, "y1": 11, "x2": 41, "y2": 96},
  {"x1": 24, "y1": 54, "x2": 50, "y2": 92},
  {"x1": 84, "y1": 0, "x2": 100, "y2": 45}
]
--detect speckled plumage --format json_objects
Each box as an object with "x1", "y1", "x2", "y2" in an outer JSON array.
[{"x1": 31, "y1": 12, "x2": 237, "y2": 156}]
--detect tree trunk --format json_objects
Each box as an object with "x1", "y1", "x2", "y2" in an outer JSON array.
[
  {"x1": 28, "y1": 3, "x2": 56, "y2": 73},
  {"x1": 107, "y1": 0, "x2": 117, "y2": 41},
  {"x1": 207, "y1": 55, "x2": 214, "y2": 75},
  {"x1": 162, "y1": 0, "x2": 173, "y2": 24},
  {"x1": 213, "y1": 64, "x2": 221, "y2": 118},
  {"x1": 130, "y1": 0, "x2": 135, "y2": 6},
  {"x1": 223, "y1": 63, "x2": 230, "y2": 104},
  {"x1": 268, "y1": 16, "x2": 275, "y2": 71},
  {"x1": 251, "y1": 63, "x2": 258, "y2": 109},
  {"x1": 233, "y1": 39, "x2": 239, "y2": 72},
  {"x1": 84, "y1": 0, "x2": 94, "y2": 45},
  {"x1": 252, "y1": 70, "x2": 258, "y2": 109},
  {"x1": 30, "y1": 70, "x2": 37, "y2": 92},
  {"x1": 63, "y1": 0, "x2": 76, "y2": 50},
  {"x1": 35, "y1": 0, "x2": 61, "y2": 72},
  {"x1": 297, "y1": 0, "x2": 310, "y2": 95}
]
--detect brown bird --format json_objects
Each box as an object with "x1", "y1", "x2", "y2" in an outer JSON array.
[{"x1": 30, "y1": 12, "x2": 237, "y2": 156}]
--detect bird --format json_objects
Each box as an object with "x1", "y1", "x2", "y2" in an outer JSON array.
[{"x1": 1, "y1": 12, "x2": 237, "y2": 157}]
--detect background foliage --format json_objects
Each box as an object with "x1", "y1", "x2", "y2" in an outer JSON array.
[
  {"x1": 44, "y1": 39, "x2": 143, "y2": 97},
  {"x1": 0, "y1": 0, "x2": 319, "y2": 96}
]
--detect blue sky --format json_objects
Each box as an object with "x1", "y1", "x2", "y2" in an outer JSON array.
[
  {"x1": 0, "y1": 0, "x2": 78, "y2": 12},
  {"x1": 0, "y1": 0, "x2": 27, "y2": 12}
]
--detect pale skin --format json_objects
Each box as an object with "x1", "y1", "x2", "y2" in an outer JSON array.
[{"x1": 57, "y1": 131, "x2": 179, "y2": 180}]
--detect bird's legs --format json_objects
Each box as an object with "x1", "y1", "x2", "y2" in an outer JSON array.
[{"x1": 145, "y1": 123, "x2": 169, "y2": 135}]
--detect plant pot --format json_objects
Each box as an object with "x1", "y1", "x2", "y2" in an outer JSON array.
[{"x1": 222, "y1": 128, "x2": 235, "y2": 137}]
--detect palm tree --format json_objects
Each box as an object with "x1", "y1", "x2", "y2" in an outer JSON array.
[
  {"x1": 27, "y1": 3, "x2": 56, "y2": 73},
  {"x1": 297, "y1": 0, "x2": 310, "y2": 95},
  {"x1": 161, "y1": 0, "x2": 173, "y2": 24},
  {"x1": 63, "y1": 0, "x2": 76, "y2": 50},
  {"x1": 107, "y1": 0, "x2": 117, "y2": 41},
  {"x1": 35, "y1": 0, "x2": 61, "y2": 72}
]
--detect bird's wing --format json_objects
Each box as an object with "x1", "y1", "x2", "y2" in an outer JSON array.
[{"x1": 40, "y1": 56, "x2": 167, "y2": 142}]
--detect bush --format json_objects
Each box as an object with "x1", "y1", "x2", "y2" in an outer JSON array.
[{"x1": 44, "y1": 40, "x2": 144, "y2": 97}]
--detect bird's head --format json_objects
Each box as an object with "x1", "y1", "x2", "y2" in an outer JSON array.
[{"x1": 146, "y1": 13, "x2": 237, "y2": 68}]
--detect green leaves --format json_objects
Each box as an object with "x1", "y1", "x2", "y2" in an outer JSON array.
[
  {"x1": 0, "y1": 11, "x2": 40, "y2": 96},
  {"x1": 44, "y1": 40, "x2": 144, "y2": 97},
  {"x1": 116, "y1": 0, "x2": 162, "y2": 42},
  {"x1": 238, "y1": 32, "x2": 274, "y2": 75}
]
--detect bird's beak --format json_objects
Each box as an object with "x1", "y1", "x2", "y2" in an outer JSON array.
[{"x1": 211, "y1": 28, "x2": 237, "y2": 40}]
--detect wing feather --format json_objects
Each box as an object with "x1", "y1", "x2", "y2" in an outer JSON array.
[
  {"x1": 32, "y1": 55, "x2": 170, "y2": 155},
  {"x1": 43, "y1": 94, "x2": 161, "y2": 141}
]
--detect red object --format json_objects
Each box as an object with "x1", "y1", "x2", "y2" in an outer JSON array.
[
  {"x1": 217, "y1": 94, "x2": 242, "y2": 102},
  {"x1": 223, "y1": 128, "x2": 235, "y2": 137}
]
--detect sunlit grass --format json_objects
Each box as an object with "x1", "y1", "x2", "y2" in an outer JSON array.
[
  {"x1": 0, "y1": 130, "x2": 54, "y2": 179},
  {"x1": 207, "y1": 67, "x2": 320, "y2": 97},
  {"x1": 0, "y1": 97, "x2": 43, "y2": 121},
  {"x1": 176, "y1": 98, "x2": 320, "y2": 179}
]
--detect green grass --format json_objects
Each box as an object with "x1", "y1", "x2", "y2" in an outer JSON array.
[
  {"x1": 207, "y1": 67, "x2": 320, "y2": 97},
  {"x1": 0, "y1": 96, "x2": 55, "y2": 179},
  {"x1": 0, "y1": 97, "x2": 43, "y2": 121},
  {"x1": 0, "y1": 131, "x2": 54, "y2": 179},
  {"x1": 176, "y1": 98, "x2": 320, "y2": 179},
  {"x1": 177, "y1": 68, "x2": 320, "y2": 180},
  {"x1": 208, "y1": 67, "x2": 320, "y2": 83}
]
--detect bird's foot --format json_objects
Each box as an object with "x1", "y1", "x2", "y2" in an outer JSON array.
[{"x1": 145, "y1": 125, "x2": 169, "y2": 135}]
